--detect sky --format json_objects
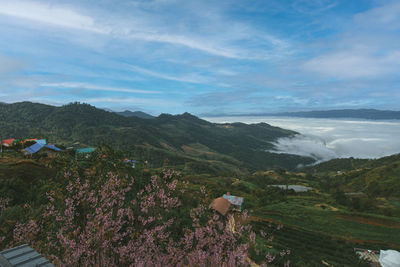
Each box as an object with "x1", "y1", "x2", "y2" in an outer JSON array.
[
  {"x1": 0, "y1": 0, "x2": 399, "y2": 115},
  {"x1": 205, "y1": 116, "x2": 400, "y2": 162}
]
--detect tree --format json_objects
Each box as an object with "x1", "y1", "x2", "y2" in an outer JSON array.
[{"x1": 6, "y1": 167, "x2": 285, "y2": 266}]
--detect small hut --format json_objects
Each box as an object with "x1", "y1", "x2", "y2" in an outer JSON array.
[
  {"x1": 124, "y1": 159, "x2": 138, "y2": 168},
  {"x1": 76, "y1": 147, "x2": 95, "y2": 154},
  {"x1": 1, "y1": 139, "x2": 16, "y2": 147},
  {"x1": 211, "y1": 197, "x2": 231, "y2": 216}
]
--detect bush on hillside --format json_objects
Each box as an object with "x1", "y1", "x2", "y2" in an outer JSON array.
[{"x1": 1, "y1": 161, "x2": 287, "y2": 266}]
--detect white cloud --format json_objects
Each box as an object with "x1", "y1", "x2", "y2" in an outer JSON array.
[
  {"x1": 303, "y1": 50, "x2": 400, "y2": 79},
  {"x1": 129, "y1": 65, "x2": 209, "y2": 84},
  {"x1": 301, "y1": 1, "x2": 400, "y2": 80},
  {"x1": 0, "y1": 55, "x2": 27, "y2": 74},
  {"x1": 0, "y1": 1, "x2": 109, "y2": 34},
  {"x1": 85, "y1": 96, "x2": 179, "y2": 107},
  {"x1": 204, "y1": 116, "x2": 400, "y2": 161},
  {"x1": 272, "y1": 135, "x2": 338, "y2": 162},
  {"x1": 291, "y1": 0, "x2": 338, "y2": 15},
  {"x1": 353, "y1": 1, "x2": 400, "y2": 30},
  {"x1": 40, "y1": 82, "x2": 161, "y2": 94},
  {"x1": 0, "y1": 0, "x2": 290, "y2": 59}
]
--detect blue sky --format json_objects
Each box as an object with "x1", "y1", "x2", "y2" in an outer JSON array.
[{"x1": 0, "y1": 0, "x2": 399, "y2": 115}]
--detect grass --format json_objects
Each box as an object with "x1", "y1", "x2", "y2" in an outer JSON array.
[
  {"x1": 251, "y1": 220, "x2": 366, "y2": 267},
  {"x1": 253, "y1": 195, "x2": 400, "y2": 248}
]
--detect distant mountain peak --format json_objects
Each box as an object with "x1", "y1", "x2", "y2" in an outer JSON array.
[
  {"x1": 204, "y1": 109, "x2": 400, "y2": 120},
  {"x1": 272, "y1": 109, "x2": 400, "y2": 120},
  {"x1": 116, "y1": 110, "x2": 154, "y2": 119}
]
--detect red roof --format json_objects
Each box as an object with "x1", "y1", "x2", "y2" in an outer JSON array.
[{"x1": 1, "y1": 139, "x2": 15, "y2": 147}]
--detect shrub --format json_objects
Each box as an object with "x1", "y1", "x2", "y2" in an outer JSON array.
[{"x1": 5, "y1": 168, "x2": 285, "y2": 266}]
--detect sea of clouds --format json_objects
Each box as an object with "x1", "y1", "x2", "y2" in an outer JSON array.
[{"x1": 203, "y1": 116, "x2": 400, "y2": 162}]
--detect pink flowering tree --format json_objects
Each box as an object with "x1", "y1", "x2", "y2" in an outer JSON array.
[
  {"x1": 9, "y1": 163, "x2": 287, "y2": 266},
  {"x1": 0, "y1": 197, "x2": 11, "y2": 244}
]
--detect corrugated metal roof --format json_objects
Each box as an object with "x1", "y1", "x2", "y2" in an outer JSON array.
[
  {"x1": 44, "y1": 145, "x2": 62, "y2": 152},
  {"x1": 36, "y1": 140, "x2": 47, "y2": 145},
  {"x1": 1, "y1": 139, "x2": 15, "y2": 147},
  {"x1": 0, "y1": 244, "x2": 54, "y2": 267},
  {"x1": 24, "y1": 143, "x2": 62, "y2": 154},
  {"x1": 25, "y1": 143, "x2": 44, "y2": 154},
  {"x1": 76, "y1": 147, "x2": 95, "y2": 154}
]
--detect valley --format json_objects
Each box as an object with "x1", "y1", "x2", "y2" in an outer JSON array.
[{"x1": 1, "y1": 102, "x2": 399, "y2": 266}]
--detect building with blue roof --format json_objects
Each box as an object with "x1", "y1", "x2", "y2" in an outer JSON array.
[
  {"x1": 24, "y1": 142, "x2": 44, "y2": 154},
  {"x1": 24, "y1": 142, "x2": 62, "y2": 156},
  {"x1": 35, "y1": 139, "x2": 47, "y2": 145},
  {"x1": 0, "y1": 244, "x2": 54, "y2": 267}
]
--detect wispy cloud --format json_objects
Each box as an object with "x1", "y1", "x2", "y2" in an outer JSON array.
[
  {"x1": 0, "y1": 54, "x2": 27, "y2": 74},
  {"x1": 291, "y1": 0, "x2": 338, "y2": 15},
  {"x1": 303, "y1": 50, "x2": 400, "y2": 79},
  {"x1": 85, "y1": 97, "x2": 179, "y2": 107},
  {"x1": 0, "y1": 0, "x2": 399, "y2": 114},
  {"x1": 302, "y1": 1, "x2": 400, "y2": 80},
  {"x1": 41, "y1": 82, "x2": 161, "y2": 94},
  {"x1": 128, "y1": 65, "x2": 209, "y2": 84},
  {"x1": 353, "y1": 1, "x2": 400, "y2": 30},
  {"x1": 0, "y1": 0, "x2": 289, "y2": 59},
  {"x1": 0, "y1": 1, "x2": 109, "y2": 34}
]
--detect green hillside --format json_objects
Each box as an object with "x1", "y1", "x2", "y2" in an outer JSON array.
[
  {"x1": 306, "y1": 153, "x2": 400, "y2": 173},
  {"x1": 0, "y1": 102, "x2": 314, "y2": 171},
  {"x1": 306, "y1": 154, "x2": 400, "y2": 197},
  {"x1": 1, "y1": 102, "x2": 399, "y2": 266},
  {"x1": 116, "y1": 110, "x2": 155, "y2": 119},
  {"x1": 1, "y1": 148, "x2": 398, "y2": 266}
]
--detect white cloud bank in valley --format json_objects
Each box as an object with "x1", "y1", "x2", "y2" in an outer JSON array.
[{"x1": 203, "y1": 116, "x2": 400, "y2": 162}]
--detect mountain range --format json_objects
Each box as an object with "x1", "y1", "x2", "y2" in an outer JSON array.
[
  {"x1": 205, "y1": 109, "x2": 400, "y2": 120},
  {"x1": 0, "y1": 102, "x2": 314, "y2": 172}
]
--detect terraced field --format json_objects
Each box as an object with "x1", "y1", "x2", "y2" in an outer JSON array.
[{"x1": 251, "y1": 220, "x2": 366, "y2": 266}]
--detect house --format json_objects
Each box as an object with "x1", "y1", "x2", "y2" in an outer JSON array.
[
  {"x1": 21, "y1": 138, "x2": 38, "y2": 144},
  {"x1": 23, "y1": 142, "x2": 62, "y2": 157},
  {"x1": 76, "y1": 147, "x2": 95, "y2": 154},
  {"x1": 24, "y1": 142, "x2": 43, "y2": 154},
  {"x1": 35, "y1": 139, "x2": 46, "y2": 145},
  {"x1": 0, "y1": 244, "x2": 54, "y2": 267},
  {"x1": 124, "y1": 159, "x2": 138, "y2": 168},
  {"x1": 379, "y1": 250, "x2": 400, "y2": 267},
  {"x1": 37, "y1": 145, "x2": 62, "y2": 158},
  {"x1": 223, "y1": 194, "x2": 245, "y2": 211},
  {"x1": 1, "y1": 139, "x2": 16, "y2": 147},
  {"x1": 211, "y1": 197, "x2": 232, "y2": 216},
  {"x1": 354, "y1": 248, "x2": 381, "y2": 266}
]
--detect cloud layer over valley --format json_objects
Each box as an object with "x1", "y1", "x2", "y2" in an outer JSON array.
[{"x1": 204, "y1": 117, "x2": 400, "y2": 162}]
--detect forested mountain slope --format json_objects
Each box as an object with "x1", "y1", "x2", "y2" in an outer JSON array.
[
  {"x1": 0, "y1": 102, "x2": 314, "y2": 171},
  {"x1": 116, "y1": 110, "x2": 154, "y2": 119},
  {"x1": 306, "y1": 153, "x2": 400, "y2": 197}
]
